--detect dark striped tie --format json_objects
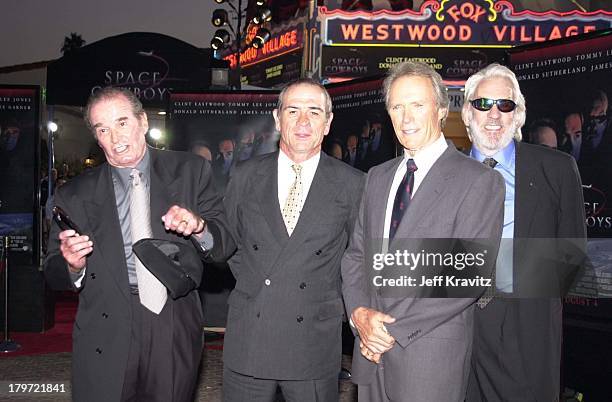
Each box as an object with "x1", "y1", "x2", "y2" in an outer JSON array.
[{"x1": 389, "y1": 159, "x2": 418, "y2": 241}]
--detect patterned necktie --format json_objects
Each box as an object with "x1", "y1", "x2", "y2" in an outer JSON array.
[
  {"x1": 130, "y1": 169, "x2": 167, "y2": 314},
  {"x1": 282, "y1": 164, "x2": 303, "y2": 236},
  {"x1": 477, "y1": 157, "x2": 498, "y2": 308},
  {"x1": 389, "y1": 159, "x2": 418, "y2": 241}
]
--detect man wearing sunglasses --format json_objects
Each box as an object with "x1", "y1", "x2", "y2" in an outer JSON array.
[{"x1": 462, "y1": 64, "x2": 586, "y2": 402}]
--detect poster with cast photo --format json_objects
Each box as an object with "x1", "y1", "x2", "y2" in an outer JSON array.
[
  {"x1": 325, "y1": 76, "x2": 398, "y2": 172},
  {"x1": 0, "y1": 86, "x2": 40, "y2": 265},
  {"x1": 167, "y1": 91, "x2": 280, "y2": 193},
  {"x1": 167, "y1": 91, "x2": 279, "y2": 327},
  {"x1": 508, "y1": 31, "x2": 612, "y2": 320}
]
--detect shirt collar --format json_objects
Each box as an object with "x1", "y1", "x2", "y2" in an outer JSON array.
[
  {"x1": 278, "y1": 148, "x2": 321, "y2": 171},
  {"x1": 470, "y1": 140, "x2": 515, "y2": 171},
  {"x1": 111, "y1": 146, "x2": 150, "y2": 188},
  {"x1": 402, "y1": 133, "x2": 448, "y2": 171}
]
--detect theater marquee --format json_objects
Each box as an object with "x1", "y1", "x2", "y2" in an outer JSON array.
[{"x1": 320, "y1": 0, "x2": 612, "y2": 48}]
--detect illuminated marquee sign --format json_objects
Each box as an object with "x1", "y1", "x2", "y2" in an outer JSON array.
[
  {"x1": 321, "y1": 0, "x2": 612, "y2": 47},
  {"x1": 224, "y1": 27, "x2": 304, "y2": 69}
]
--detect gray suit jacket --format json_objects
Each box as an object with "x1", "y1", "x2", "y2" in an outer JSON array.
[
  {"x1": 342, "y1": 142, "x2": 505, "y2": 402},
  {"x1": 44, "y1": 148, "x2": 234, "y2": 402},
  {"x1": 222, "y1": 151, "x2": 364, "y2": 380}
]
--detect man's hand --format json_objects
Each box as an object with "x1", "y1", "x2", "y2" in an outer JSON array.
[
  {"x1": 352, "y1": 306, "x2": 396, "y2": 355},
  {"x1": 59, "y1": 230, "x2": 93, "y2": 273},
  {"x1": 360, "y1": 341, "x2": 382, "y2": 363},
  {"x1": 162, "y1": 205, "x2": 206, "y2": 238}
]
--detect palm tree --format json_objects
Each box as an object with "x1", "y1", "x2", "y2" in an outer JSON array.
[{"x1": 60, "y1": 33, "x2": 86, "y2": 55}]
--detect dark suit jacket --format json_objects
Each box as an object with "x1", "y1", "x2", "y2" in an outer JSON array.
[
  {"x1": 471, "y1": 141, "x2": 586, "y2": 402},
  {"x1": 44, "y1": 148, "x2": 234, "y2": 402},
  {"x1": 222, "y1": 151, "x2": 364, "y2": 380},
  {"x1": 342, "y1": 142, "x2": 505, "y2": 402}
]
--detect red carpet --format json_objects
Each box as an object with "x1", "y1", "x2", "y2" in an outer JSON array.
[
  {"x1": 1, "y1": 292, "x2": 76, "y2": 357},
  {"x1": 0, "y1": 292, "x2": 223, "y2": 357}
]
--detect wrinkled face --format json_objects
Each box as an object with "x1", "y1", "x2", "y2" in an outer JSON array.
[
  {"x1": 90, "y1": 95, "x2": 148, "y2": 168},
  {"x1": 387, "y1": 75, "x2": 446, "y2": 155},
  {"x1": 347, "y1": 135, "x2": 358, "y2": 153},
  {"x1": 532, "y1": 126, "x2": 557, "y2": 149},
  {"x1": 565, "y1": 113, "x2": 582, "y2": 141},
  {"x1": 192, "y1": 145, "x2": 212, "y2": 161},
  {"x1": 590, "y1": 98, "x2": 608, "y2": 118},
  {"x1": 273, "y1": 83, "x2": 333, "y2": 162},
  {"x1": 464, "y1": 77, "x2": 516, "y2": 156}
]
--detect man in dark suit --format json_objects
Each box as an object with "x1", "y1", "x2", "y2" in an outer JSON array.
[
  {"x1": 44, "y1": 87, "x2": 234, "y2": 402},
  {"x1": 222, "y1": 78, "x2": 364, "y2": 402},
  {"x1": 462, "y1": 64, "x2": 586, "y2": 402},
  {"x1": 341, "y1": 61, "x2": 505, "y2": 401}
]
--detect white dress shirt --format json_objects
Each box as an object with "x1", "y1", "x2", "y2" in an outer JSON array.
[
  {"x1": 277, "y1": 150, "x2": 320, "y2": 218},
  {"x1": 383, "y1": 134, "x2": 448, "y2": 243}
]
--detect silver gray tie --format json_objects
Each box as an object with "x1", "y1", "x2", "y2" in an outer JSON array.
[
  {"x1": 130, "y1": 169, "x2": 167, "y2": 314},
  {"x1": 282, "y1": 164, "x2": 303, "y2": 236}
]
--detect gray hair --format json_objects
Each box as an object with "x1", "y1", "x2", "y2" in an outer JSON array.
[
  {"x1": 462, "y1": 63, "x2": 526, "y2": 141},
  {"x1": 382, "y1": 61, "x2": 450, "y2": 127},
  {"x1": 276, "y1": 78, "x2": 333, "y2": 116},
  {"x1": 84, "y1": 87, "x2": 145, "y2": 132}
]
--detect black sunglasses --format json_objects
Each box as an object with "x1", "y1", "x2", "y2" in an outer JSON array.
[{"x1": 470, "y1": 98, "x2": 517, "y2": 113}]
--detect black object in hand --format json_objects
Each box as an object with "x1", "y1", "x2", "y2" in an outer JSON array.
[{"x1": 52, "y1": 206, "x2": 82, "y2": 234}]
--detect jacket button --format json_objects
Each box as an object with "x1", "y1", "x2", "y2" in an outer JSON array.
[
  {"x1": 296, "y1": 315, "x2": 303, "y2": 323},
  {"x1": 315, "y1": 250, "x2": 322, "y2": 255},
  {"x1": 256, "y1": 312, "x2": 260, "y2": 318},
  {"x1": 264, "y1": 279, "x2": 271, "y2": 286},
  {"x1": 299, "y1": 282, "x2": 306, "y2": 289},
  {"x1": 252, "y1": 244, "x2": 258, "y2": 250},
  {"x1": 90, "y1": 273, "x2": 96, "y2": 279},
  {"x1": 95, "y1": 347, "x2": 102, "y2": 354},
  {"x1": 102, "y1": 313, "x2": 108, "y2": 318}
]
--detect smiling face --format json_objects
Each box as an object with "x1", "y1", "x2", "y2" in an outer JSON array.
[
  {"x1": 464, "y1": 77, "x2": 516, "y2": 156},
  {"x1": 386, "y1": 75, "x2": 446, "y2": 155},
  {"x1": 90, "y1": 94, "x2": 148, "y2": 168},
  {"x1": 273, "y1": 83, "x2": 333, "y2": 163}
]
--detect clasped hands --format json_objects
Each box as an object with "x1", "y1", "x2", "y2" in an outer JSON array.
[
  {"x1": 351, "y1": 306, "x2": 396, "y2": 364},
  {"x1": 59, "y1": 205, "x2": 205, "y2": 273}
]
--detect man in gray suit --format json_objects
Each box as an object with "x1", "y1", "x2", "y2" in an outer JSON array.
[
  {"x1": 341, "y1": 61, "x2": 505, "y2": 401},
  {"x1": 222, "y1": 79, "x2": 364, "y2": 402}
]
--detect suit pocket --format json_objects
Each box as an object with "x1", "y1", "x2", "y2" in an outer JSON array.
[
  {"x1": 317, "y1": 298, "x2": 345, "y2": 320},
  {"x1": 424, "y1": 322, "x2": 466, "y2": 341}
]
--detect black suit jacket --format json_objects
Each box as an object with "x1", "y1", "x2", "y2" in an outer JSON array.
[
  {"x1": 222, "y1": 151, "x2": 364, "y2": 380},
  {"x1": 470, "y1": 141, "x2": 586, "y2": 402},
  {"x1": 44, "y1": 148, "x2": 234, "y2": 402}
]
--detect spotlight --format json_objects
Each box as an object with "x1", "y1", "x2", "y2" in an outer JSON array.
[
  {"x1": 212, "y1": 9, "x2": 228, "y2": 27},
  {"x1": 252, "y1": 8, "x2": 272, "y2": 25},
  {"x1": 47, "y1": 121, "x2": 58, "y2": 132},
  {"x1": 255, "y1": 0, "x2": 265, "y2": 6},
  {"x1": 211, "y1": 29, "x2": 231, "y2": 50},
  {"x1": 149, "y1": 128, "x2": 162, "y2": 140},
  {"x1": 251, "y1": 28, "x2": 271, "y2": 49},
  {"x1": 213, "y1": 0, "x2": 226, "y2": 3}
]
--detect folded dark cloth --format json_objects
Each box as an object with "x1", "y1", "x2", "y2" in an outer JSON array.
[{"x1": 132, "y1": 238, "x2": 203, "y2": 299}]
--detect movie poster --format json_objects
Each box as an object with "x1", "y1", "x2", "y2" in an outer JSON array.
[
  {"x1": 507, "y1": 32, "x2": 612, "y2": 317},
  {"x1": 325, "y1": 77, "x2": 398, "y2": 172},
  {"x1": 0, "y1": 86, "x2": 40, "y2": 264},
  {"x1": 167, "y1": 91, "x2": 279, "y2": 326}
]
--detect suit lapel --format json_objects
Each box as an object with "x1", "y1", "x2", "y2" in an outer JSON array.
[
  {"x1": 149, "y1": 148, "x2": 179, "y2": 239},
  {"x1": 83, "y1": 165, "x2": 131, "y2": 302},
  {"x1": 371, "y1": 157, "x2": 402, "y2": 241},
  {"x1": 514, "y1": 141, "x2": 539, "y2": 239},
  {"x1": 254, "y1": 152, "x2": 289, "y2": 244},
  {"x1": 392, "y1": 144, "x2": 456, "y2": 243}
]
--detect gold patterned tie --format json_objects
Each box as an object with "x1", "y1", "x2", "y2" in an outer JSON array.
[
  {"x1": 130, "y1": 169, "x2": 167, "y2": 314},
  {"x1": 282, "y1": 164, "x2": 303, "y2": 236}
]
